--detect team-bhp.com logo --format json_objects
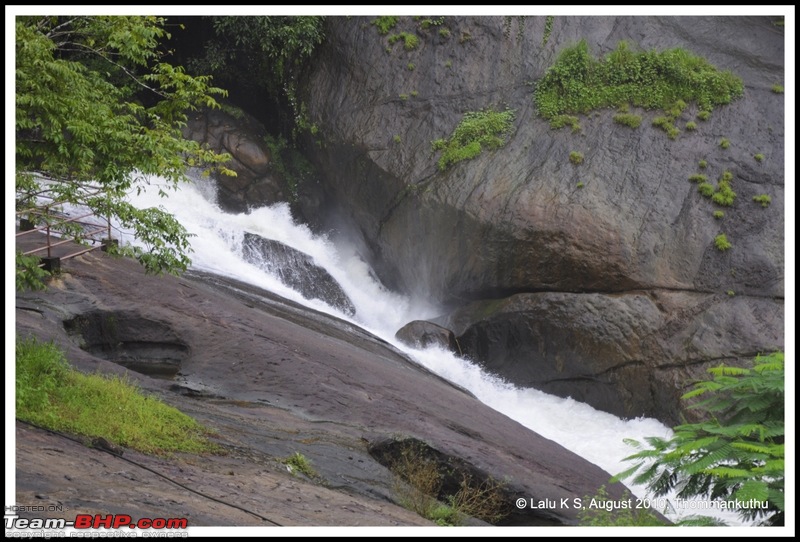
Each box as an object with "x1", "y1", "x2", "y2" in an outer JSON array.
[{"x1": 6, "y1": 514, "x2": 188, "y2": 530}]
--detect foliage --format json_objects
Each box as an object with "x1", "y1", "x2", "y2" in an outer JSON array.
[
  {"x1": 417, "y1": 17, "x2": 445, "y2": 30},
  {"x1": 752, "y1": 194, "x2": 772, "y2": 208},
  {"x1": 614, "y1": 353, "x2": 784, "y2": 526},
  {"x1": 550, "y1": 114, "x2": 581, "y2": 132},
  {"x1": 389, "y1": 441, "x2": 508, "y2": 525},
  {"x1": 577, "y1": 181, "x2": 585, "y2": 188},
  {"x1": 719, "y1": 138, "x2": 731, "y2": 149},
  {"x1": 714, "y1": 234, "x2": 732, "y2": 251},
  {"x1": 613, "y1": 113, "x2": 642, "y2": 128},
  {"x1": 262, "y1": 133, "x2": 316, "y2": 200},
  {"x1": 393, "y1": 135, "x2": 402, "y2": 143},
  {"x1": 697, "y1": 110, "x2": 711, "y2": 121},
  {"x1": 431, "y1": 107, "x2": 516, "y2": 171},
  {"x1": 578, "y1": 486, "x2": 665, "y2": 526},
  {"x1": 388, "y1": 32, "x2": 419, "y2": 51},
  {"x1": 685, "y1": 121, "x2": 697, "y2": 131},
  {"x1": 16, "y1": 336, "x2": 217, "y2": 455},
  {"x1": 410, "y1": 90, "x2": 419, "y2": 97},
  {"x1": 652, "y1": 116, "x2": 680, "y2": 139},
  {"x1": 713, "y1": 210, "x2": 724, "y2": 219},
  {"x1": 399, "y1": 93, "x2": 409, "y2": 101},
  {"x1": 282, "y1": 452, "x2": 318, "y2": 478},
  {"x1": 569, "y1": 151, "x2": 585, "y2": 165},
  {"x1": 15, "y1": 252, "x2": 51, "y2": 291},
  {"x1": 372, "y1": 16, "x2": 399, "y2": 35},
  {"x1": 543, "y1": 16, "x2": 555, "y2": 46},
  {"x1": 770, "y1": 84, "x2": 784, "y2": 94},
  {"x1": 439, "y1": 28, "x2": 451, "y2": 39},
  {"x1": 444, "y1": 59, "x2": 453, "y2": 69},
  {"x1": 16, "y1": 16, "x2": 233, "y2": 288},
  {"x1": 698, "y1": 160, "x2": 708, "y2": 169},
  {"x1": 534, "y1": 40, "x2": 743, "y2": 125},
  {"x1": 698, "y1": 182, "x2": 715, "y2": 198},
  {"x1": 754, "y1": 153, "x2": 764, "y2": 162},
  {"x1": 688, "y1": 174, "x2": 708, "y2": 183},
  {"x1": 407, "y1": 62, "x2": 416, "y2": 71},
  {"x1": 712, "y1": 171, "x2": 736, "y2": 206}
]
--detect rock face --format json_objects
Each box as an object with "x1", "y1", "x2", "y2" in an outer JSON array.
[
  {"x1": 433, "y1": 291, "x2": 783, "y2": 424},
  {"x1": 15, "y1": 239, "x2": 631, "y2": 526},
  {"x1": 183, "y1": 108, "x2": 286, "y2": 212},
  {"x1": 395, "y1": 320, "x2": 461, "y2": 353},
  {"x1": 242, "y1": 231, "x2": 356, "y2": 316},
  {"x1": 299, "y1": 16, "x2": 785, "y2": 422}
]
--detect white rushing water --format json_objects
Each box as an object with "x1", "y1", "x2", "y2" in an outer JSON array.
[{"x1": 113, "y1": 175, "x2": 743, "y2": 525}]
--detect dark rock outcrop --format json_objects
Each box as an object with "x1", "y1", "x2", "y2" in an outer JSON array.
[
  {"x1": 183, "y1": 108, "x2": 286, "y2": 212},
  {"x1": 433, "y1": 291, "x2": 783, "y2": 424},
  {"x1": 299, "y1": 16, "x2": 785, "y2": 422},
  {"x1": 395, "y1": 320, "x2": 461, "y2": 354},
  {"x1": 242, "y1": 231, "x2": 356, "y2": 316}
]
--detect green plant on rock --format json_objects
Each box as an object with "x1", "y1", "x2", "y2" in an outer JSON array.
[
  {"x1": 771, "y1": 84, "x2": 784, "y2": 94},
  {"x1": 410, "y1": 90, "x2": 419, "y2": 97},
  {"x1": 569, "y1": 151, "x2": 584, "y2": 165},
  {"x1": 697, "y1": 110, "x2": 711, "y2": 121},
  {"x1": 753, "y1": 194, "x2": 771, "y2": 208},
  {"x1": 688, "y1": 173, "x2": 708, "y2": 183},
  {"x1": 372, "y1": 16, "x2": 399, "y2": 35},
  {"x1": 614, "y1": 353, "x2": 785, "y2": 526},
  {"x1": 613, "y1": 113, "x2": 642, "y2": 128},
  {"x1": 393, "y1": 135, "x2": 402, "y2": 143},
  {"x1": 407, "y1": 62, "x2": 416, "y2": 71},
  {"x1": 713, "y1": 210, "x2": 725, "y2": 219},
  {"x1": 712, "y1": 170, "x2": 736, "y2": 206},
  {"x1": 550, "y1": 114, "x2": 581, "y2": 132},
  {"x1": 652, "y1": 116, "x2": 680, "y2": 139},
  {"x1": 699, "y1": 159, "x2": 708, "y2": 169},
  {"x1": 431, "y1": 107, "x2": 516, "y2": 171},
  {"x1": 439, "y1": 28, "x2": 451, "y2": 39},
  {"x1": 399, "y1": 93, "x2": 409, "y2": 101},
  {"x1": 698, "y1": 182, "x2": 715, "y2": 198},
  {"x1": 282, "y1": 452, "x2": 318, "y2": 478},
  {"x1": 444, "y1": 59, "x2": 453, "y2": 69},
  {"x1": 719, "y1": 138, "x2": 731, "y2": 149},
  {"x1": 577, "y1": 181, "x2": 585, "y2": 188},
  {"x1": 685, "y1": 121, "x2": 697, "y2": 131},
  {"x1": 727, "y1": 289, "x2": 735, "y2": 296},
  {"x1": 388, "y1": 32, "x2": 419, "y2": 51},
  {"x1": 754, "y1": 153, "x2": 765, "y2": 162},
  {"x1": 543, "y1": 16, "x2": 554, "y2": 46},
  {"x1": 534, "y1": 40, "x2": 743, "y2": 130},
  {"x1": 714, "y1": 233, "x2": 732, "y2": 251}
]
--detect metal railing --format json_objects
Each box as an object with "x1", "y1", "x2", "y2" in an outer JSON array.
[{"x1": 16, "y1": 196, "x2": 115, "y2": 267}]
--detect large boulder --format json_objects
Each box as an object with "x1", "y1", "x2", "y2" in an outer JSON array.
[
  {"x1": 299, "y1": 16, "x2": 785, "y2": 422},
  {"x1": 395, "y1": 320, "x2": 461, "y2": 354},
  {"x1": 183, "y1": 108, "x2": 286, "y2": 212},
  {"x1": 242, "y1": 232, "x2": 356, "y2": 316},
  {"x1": 433, "y1": 291, "x2": 783, "y2": 425}
]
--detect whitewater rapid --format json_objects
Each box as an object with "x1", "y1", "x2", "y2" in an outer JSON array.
[{"x1": 111, "y1": 175, "x2": 741, "y2": 525}]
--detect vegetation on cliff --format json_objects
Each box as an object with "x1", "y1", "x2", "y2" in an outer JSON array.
[{"x1": 431, "y1": 107, "x2": 516, "y2": 171}]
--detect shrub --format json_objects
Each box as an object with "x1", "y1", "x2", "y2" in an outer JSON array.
[
  {"x1": 685, "y1": 121, "x2": 697, "y2": 131},
  {"x1": 753, "y1": 194, "x2": 771, "y2": 207},
  {"x1": 577, "y1": 181, "x2": 585, "y2": 188},
  {"x1": 569, "y1": 151, "x2": 584, "y2": 165},
  {"x1": 699, "y1": 159, "x2": 708, "y2": 169},
  {"x1": 714, "y1": 233, "x2": 732, "y2": 251},
  {"x1": 444, "y1": 59, "x2": 453, "y2": 69},
  {"x1": 713, "y1": 210, "x2": 724, "y2": 219},
  {"x1": 410, "y1": 90, "x2": 418, "y2": 97},
  {"x1": 613, "y1": 113, "x2": 642, "y2": 128},
  {"x1": 727, "y1": 289, "x2": 735, "y2": 296},
  {"x1": 771, "y1": 84, "x2": 784, "y2": 94},
  {"x1": 754, "y1": 153, "x2": 765, "y2": 162},
  {"x1": 697, "y1": 110, "x2": 711, "y2": 121},
  {"x1": 688, "y1": 173, "x2": 708, "y2": 183},
  {"x1": 534, "y1": 40, "x2": 743, "y2": 124},
  {"x1": 719, "y1": 138, "x2": 731, "y2": 149},
  {"x1": 432, "y1": 108, "x2": 516, "y2": 170},
  {"x1": 439, "y1": 28, "x2": 451, "y2": 39},
  {"x1": 373, "y1": 16, "x2": 399, "y2": 35},
  {"x1": 549, "y1": 114, "x2": 581, "y2": 132},
  {"x1": 652, "y1": 116, "x2": 679, "y2": 139},
  {"x1": 282, "y1": 452, "x2": 318, "y2": 478},
  {"x1": 399, "y1": 93, "x2": 409, "y2": 101},
  {"x1": 393, "y1": 135, "x2": 402, "y2": 143},
  {"x1": 388, "y1": 32, "x2": 419, "y2": 51},
  {"x1": 407, "y1": 62, "x2": 416, "y2": 71},
  {"x1": 698, "y1": 182, "x2": 715, "y2": 198}
]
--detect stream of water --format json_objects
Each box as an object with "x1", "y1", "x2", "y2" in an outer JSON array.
[{"x1": 114, "y1": 175, "x2": 743, "y2": 525}]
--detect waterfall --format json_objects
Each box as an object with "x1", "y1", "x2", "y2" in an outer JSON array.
[{"x1": 115, "y1": 175, "x2": 742, "y2": 525}]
